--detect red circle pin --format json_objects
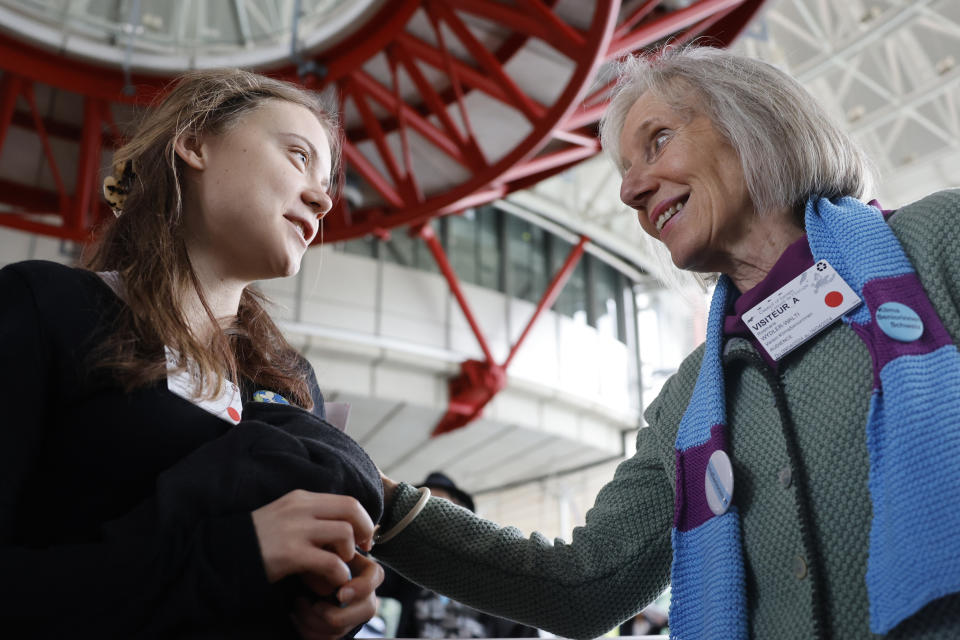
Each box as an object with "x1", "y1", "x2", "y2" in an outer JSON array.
[
  {"x1": 825, "y1": 291, "x2": 844, "y2": 308},
  {"x1": 227, "y1": 407, "x2": 241, "y2": 422}
]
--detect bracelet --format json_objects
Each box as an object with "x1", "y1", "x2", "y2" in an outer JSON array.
[{"x1": 374, "y1": 487, "x2": 431, "y2": 545}]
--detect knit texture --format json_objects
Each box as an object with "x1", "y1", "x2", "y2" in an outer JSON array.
[
  {"x1": 807, "y1": 196, "x2": 960, "y2": 633},
  {"x1": 374, "y1": 190, "x2": 960, "y2": 639},
  {"x1": 669, "y1": 275, "x2": 747, "y2": 640},
  {"x1": 671, "y1": 194, "x2": 960, "y2": 636},
  {"x1": 865, "y1": 346, "x2": 960, "y2": 631},
  {"x1": 376, "y1": 451, "x2": 676, "y2": 640},
  {"x1": 671, "y1": 511, "x2": 747, "y2": 639}
]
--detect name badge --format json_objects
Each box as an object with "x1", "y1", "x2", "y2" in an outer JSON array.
[{"x1": 743, "y1": 260, "x2": 861, "y2": 360}]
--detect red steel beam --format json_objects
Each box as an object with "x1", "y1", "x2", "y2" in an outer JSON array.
[
  {"x1": 578, "y1": 77, "x2": 618, "y2": 113},
  {"x1": 0, "y1": 212, "x2": 90, "y2": 241},
  {"x1": 705, "y1": 0, "x2": 769, "y2": 42},
  {"x1": 305, "y1": 0, "x2": 422, "y2": 85},
  {"x1": 427, "y1": 0, "x2": 548, "y2": 122},
  {"x1": 499, "y1": 156, "x2": 593, "y2": 194},
  {"x1": 348, "y1": 82, "x2": 415, "y2": 204},
  {"x1": 0, "y1": 33, "x2": 162, "y2": 103},
  {"x1": 675, "y1": 6, "x2": 741, "y2": 47},
  {"x1": 416, "y1": 222, "x2": 498, "y2": 365},
  {"x1": 606, "y1": 0, "x2": 747, "y2": 59},
  {"x1": 341, "y1": 140, "x2": 406, "y2": 209},
  {"x1": 0, "y1": 73, "x2": 22, "y2": 151},
  {"x1": 69, "y1": 98, "x2": 104, "y2": 233},
  {"x1": 390, "y1": 42, "x2": 487, "y2": 170},
  {"x1": 317, "y1": 0, "x2": 618, "y2": 241},
  {"x1": 0, "y1": 178, "x2": 59, "y2": 211},
  {"x1": 445, "y1": 0, "x2": 586, "y2": 54},
  {"x1": 7, "y1": 109, "x2": 123, "y2": 149},
  {"x1": 434, "y1": 185, "x2": 509, "y2": 216},
  {"x1": 345, "y1": 0, "x2": 566, "y2": 148},
  {"x1": 21, "y1": 83, "x2": 68, "y2": 209},
  {"x1": 424, "y1": 229, "x2": 590, "y2": 437},
  {"x1": 614, "y1": 0, "x2": 663, "y2": 41},
  {"x1": 497, "y1": 143, "x2": 600, "y2": 184},
  {"x1": 0, "y1": 1, "x2": 623, "y2": 244},
  {"x1": 394, "y1": 32, "x2": 515, "y2": 107},
  {"x1": 0, "y1": 0, "x2": 769, "y2": 246},
  {"x1": 351, "y1": 67, "x2": 472, "y2": 167},
  {"x1": 388, "y1": 54, "x2": 425, "y2": 204},
  {"x1": 424, "y1": 13, "x2": 484, "y2": 159},
  {"x1": 563, "y1": 102, "x2": 611, "y2": 130},
  {"x1": 519, "y1": 0, "x2": 589, "y2": 50},
  {"x1": 550, "y1": 128, "x2": 601, "y2": 147},
  {"x1": 503, "y1": 235, "x2": 588, "y2": 370}
]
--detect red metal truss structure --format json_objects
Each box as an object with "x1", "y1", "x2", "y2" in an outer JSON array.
[
  {"x1": 417, "y1": 220, "x2": 589, "y2": 436},
  {"x1": 0, "y1": 0, "x2": 765, "y2": 433},
  {"x1": 0, "y1": 0, "x2": 765, "y2": 243}
]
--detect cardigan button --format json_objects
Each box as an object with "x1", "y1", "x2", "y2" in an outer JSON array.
[
  {"x1": 777, "y1": 466, "x2": 792, "y2": 488},
  {"x1": 794, "y1": 555, "x2": 808, "y2": 580}
]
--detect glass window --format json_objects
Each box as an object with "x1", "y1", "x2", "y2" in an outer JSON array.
[
  {"x1": 476, "y1": 205, "x2": 502, "y2": 291},
  {"x1": 506, "y1": 215, "x2": 547, "y2": 304},
  {"x1": 593, "y1": 260, "x2": 624, "y2": 342},
  {"x1": 414, "y1": 232, "x2": 439, "y2": 274},
  {"x1": 332, "y1": 207, "x2": 631, "y2": 348},
  {"x1": 380, "y1": 227, "x2": 437, "y2": 273},
  {"x1": 381, "y1": 229, "x2": 415, "y2": 267},
  {"x1": 340, "y1": 236, "x2": 377, "y2": 258},
  {"x1": 446, "y1": 209, "x2": 478, "y2": 284},
  {"x1": 551, "y1": 237, "x2": 588, "y2": 323}
]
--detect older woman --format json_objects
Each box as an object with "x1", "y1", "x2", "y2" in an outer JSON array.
[{"x1": 373, "y1": 46, "x2": 960, "y2": 639}]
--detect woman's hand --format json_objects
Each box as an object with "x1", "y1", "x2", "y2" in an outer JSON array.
[
  {"x1": 251, "y1": 490, "x2": 374, "y2": 584},
  {"x1": 291, "y1": 554, "x2": 384, "y2": 640},
  {"x1": 252, "y1": 490, "x2": 384, "y2": 638}
]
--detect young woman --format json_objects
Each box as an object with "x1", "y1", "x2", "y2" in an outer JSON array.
[{"x1": 0, "y1": 69, "x2": 383, "y2": 639}]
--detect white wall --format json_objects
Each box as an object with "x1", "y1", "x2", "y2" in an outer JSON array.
[{"x1": 259, "y1": 245, "x2": 639, "y2": 417}]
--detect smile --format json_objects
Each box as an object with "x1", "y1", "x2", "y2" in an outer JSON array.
[
  {"x1": 654, "y1": 198, "x2": 687, "y2": 232},
  {"x1": 284, "y1": 214, "x2": 314, "y2": 245}
]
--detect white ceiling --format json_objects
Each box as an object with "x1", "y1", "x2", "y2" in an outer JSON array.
[
  {"x1": 0, "y1": 0, "x2": 386, "y2": 71},
  {"x1": 340, "y1": 389, "x2": 622, "y2": 494}
]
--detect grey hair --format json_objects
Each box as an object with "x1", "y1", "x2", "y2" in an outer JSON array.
[{"x1": 599, "y1": 45, "x2": 876, "y2": 218}]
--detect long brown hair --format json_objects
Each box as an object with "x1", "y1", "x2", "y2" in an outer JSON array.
[{"x1": 85, "y1": 68, "x2": 342, "y2": 408}]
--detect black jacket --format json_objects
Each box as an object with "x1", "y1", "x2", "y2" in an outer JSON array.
[{"x1": 0, "y1": 260, "x2": 382, "y2": 638}]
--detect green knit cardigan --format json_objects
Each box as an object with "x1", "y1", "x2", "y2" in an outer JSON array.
[{"x1": 374, "y1": 190, "x2": 960, "y2": 639}]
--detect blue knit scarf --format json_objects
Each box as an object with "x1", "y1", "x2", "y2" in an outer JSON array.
[{"x1": 668, "y1": 195, "x2": 960, "y2": 638}]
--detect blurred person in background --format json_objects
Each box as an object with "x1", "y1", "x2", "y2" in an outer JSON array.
[{"x1": 378, "y1": 473, "x2": 539, "y2": 638}]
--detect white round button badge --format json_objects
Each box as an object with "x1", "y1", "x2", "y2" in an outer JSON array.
[
  {"x1": 876, "y1": 301, "x2": 924, "y2": 342},
  {"x1": 705, "y1": 450, "x2": 734, "y2": 516}
]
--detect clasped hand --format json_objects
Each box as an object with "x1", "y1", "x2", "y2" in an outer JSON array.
[{"x1": 252, "y1": 490, "x2": 384, "y2": 639}]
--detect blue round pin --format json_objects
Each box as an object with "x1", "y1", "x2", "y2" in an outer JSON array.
[
  {"x1": 875, "y1": 301, "x2": 923, "y2": 342},
  {"x1": 252, "y1": 389, "x2": 290, "y2": 404}
]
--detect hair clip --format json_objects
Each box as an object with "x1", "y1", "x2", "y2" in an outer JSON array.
[{"x1": 103, "y1": 160, "x2": 135, "y2": 217}]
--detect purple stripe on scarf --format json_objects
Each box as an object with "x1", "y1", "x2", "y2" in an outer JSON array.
[
  {"x1": 674, "y1": 423, "x2": 730, "y2": 532},
  {"x1": 850, "y1": 273, "x2": 954, "y2": 387}
]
